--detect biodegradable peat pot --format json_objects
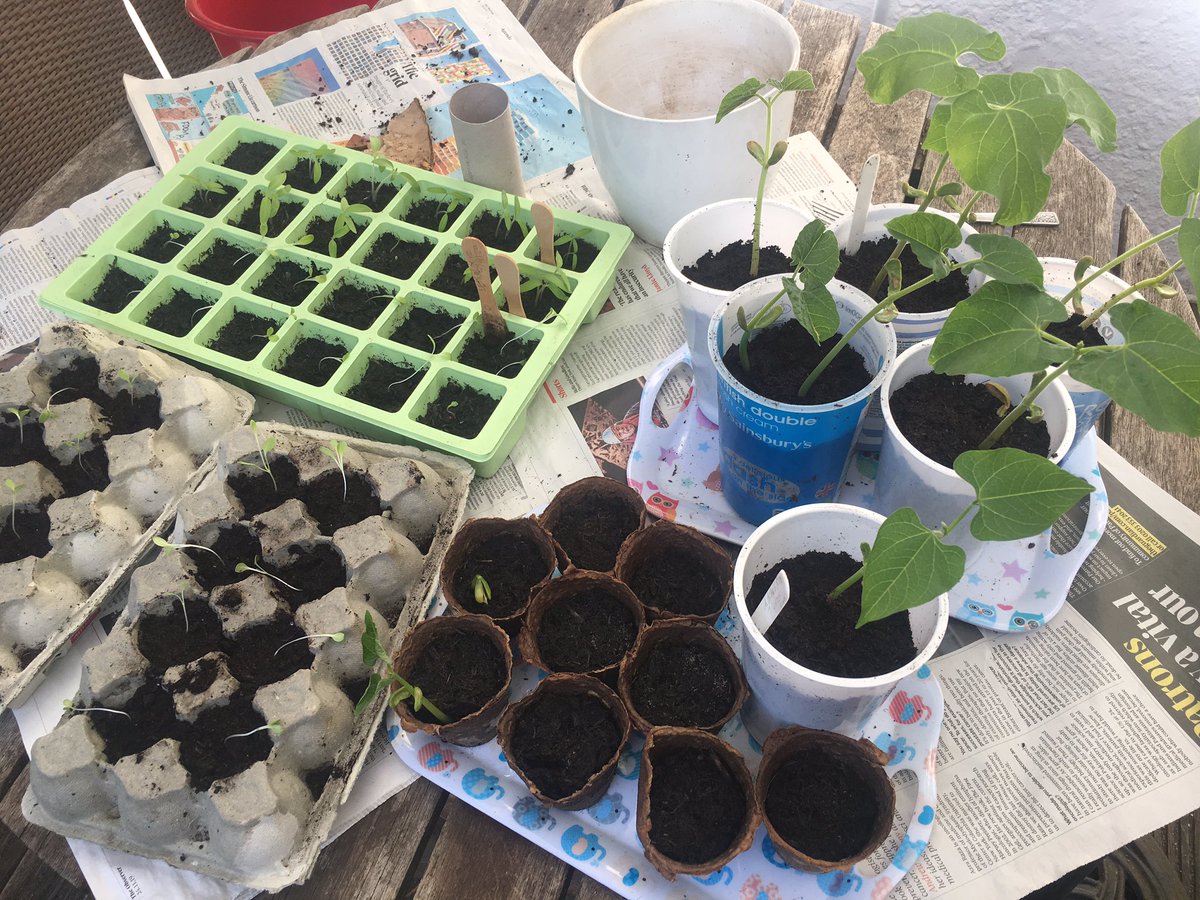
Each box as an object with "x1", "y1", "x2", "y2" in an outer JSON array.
[
  {"x1": 710, "y1": 275, "x2": 896, "y2": 524},
  {"x1": 755, "y1": 725, "x2": 894, "y2": 873},
  {"x1": 1040, "y1": 257, "x2": 1130, "y2": 448},
  {"x1": 663, "y1": 199, "x2": 815, "y2": 422},
  {"x1": 498, "y1": 673, "x2": 631, "y2": 809},
  {"x1": 572, "y1": 0, "x2": 801, "y2": 244},
  {"x1": 439, "y1": 516, "x2": 558, "y2": 632},
  {"x1": 636, "y1": 726, "x2": 759, "y2": 879},
  {"x1": 617, "y1": 619, "x2": 748, "y2": 733},
  {"x1": 538, "y1": 476, "x2": 645, "y2": 573},
  {"x1": 392, "y1": 614, "x2": 513, "y2": 747},
  {"x1": 614, "y1": 520, "x2": 733, "y2": 624},
  {"x1": 517, "y1": 571, "x2": 645, "y2": 684},
  {"x1": 831, "y1": 203, "x2": 983, "y2": 352},
  {"x1": 732, "y1": 504, "x2": 949, "y2": 739},
  {"x1": 875, "y1": 339, "x2": 1077, "y2": 566}
]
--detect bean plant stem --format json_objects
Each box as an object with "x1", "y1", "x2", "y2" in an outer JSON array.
[
  {"x1": 749, "y1": 96, "x2": 774, "y2": 278},
  {"x1": 1078, "y1": 260, "x2": 1184, "y2": 330},
  {"x1": 866, "y1": 154, "x2": 948, "y2": 297},
  {"x1": 1059, "y1": 224, "x2": 1181, "y2": 310},
  {"x1": 978, "y1": 354, "x2": 1077, "y2": 450}
]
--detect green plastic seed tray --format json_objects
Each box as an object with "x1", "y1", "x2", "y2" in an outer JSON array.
[{"x1": 39, "y1": 118, "x2": 634, "y2": 476}]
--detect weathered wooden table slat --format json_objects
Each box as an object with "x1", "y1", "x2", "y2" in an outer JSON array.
[{"x1": 2, "y1": 1, "x2": 1198, "y2": 897}]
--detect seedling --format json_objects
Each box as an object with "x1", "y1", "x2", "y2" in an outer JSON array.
[
  {"x1": 234, "y1": 556, "x2": 299, "y2": 592},
  {"x1": 554, "y1": 228, "x2": 594, "y2": 271},
  {"x1": 115, "y1": 368, "x2": 139, "y2": 402},
  {"x1": 715, "y1": 70, "x2": 816, "y2": 277},
  {"x1": 473, "y1": 574, "x2": 492, "y2": 605},
  {"x1": 63, "y1": 699, "x2": 130, "y2": 718},
  {"x1": 257, "y1": 173, "x2": 289, "y2": 236},
  {"x1": 173, "y1": 580, "x2": 190, "y2": 633},
  {"x1": 153, "y1": 535, "x2": 224, "y2": 562},
  {"x1": 825, "y1": 448, "x2": 1092, "y2": 627},
  {"x1": 36, "y1": 388, "x2": 74, "y2": 424},
  {"x1": 388, "y1": 363, "x2": 428, "y2": 392},
  {"x1": 328, "y1": 198, "x2": 371, "y2": 257},
  {"x1": 236, "y1": 419, "x2": 278, "y2": 491},
  {"x1": 5, "y1": 407, "x2": 31, "y2": 444},
  {"x1": 225, "y1": 720, "x2": 283, "y2": 741},
  {"x1": 319, "y1": 438, "x2": 350, "y2": 500},
  {"x1": 519, "y1": 268, "x2": 572, "y2": 305},
  {"x1": 253, "y1": 326, "x2": 281, "y2": 343},
  {"x1": 4, "y1": 478, "x2": 19, "y2": 535},
  {"x1": 366, "y1": 137, "x2": 397, "y2": 207},
  {"x1": 294, "y1": 262, "x2": 327, "y2": 289},
  {"x1": 274, "y1": 631, "x2": 345, "y2": 655},
  {"x1": 296, "y1": 145, "x2": 336, "y2": 186},
  {"x1": 497, "y1": 192, "x2": 530, "y2": 238},
  {"x1": 428, "y1": 188, "x2": 464, "y2": 231},
  {"x1": 355, "y1": 612, "x2": 450, "y2": 722},
  {"x1": 180, "y1": 173, "x2": 228, "y2": 203}
]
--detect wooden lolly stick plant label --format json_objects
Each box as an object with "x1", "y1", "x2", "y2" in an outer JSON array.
[
  {"x1": 532, "y1": 201, "x2": 556, "y2": 265},
  {"x1": 461, "y1": 236, "x2": 508, "y2": 340},
  {"x1": 494, "y1": 254, "x2": 526, "y2": 318}
]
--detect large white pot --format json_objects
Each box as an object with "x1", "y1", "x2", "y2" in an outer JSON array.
[
  {"x1": 875, "y1": 340, "x2": 1077, "y2": 566},
  {"x1": 1039, "y1": 257, "x2": 1130, "y2": 448},
  {"x1": 664, "y1": 198, "x2": 814, "y2": 422},
  {"x1": 572, "y1": 0, "x2": 801, "y2": 245},
  {"x1": 732, "y1": 503, "x2": 949, "y2": 740}
]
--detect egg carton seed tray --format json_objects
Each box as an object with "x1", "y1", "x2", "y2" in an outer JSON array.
[
  {"x1": 37, "y1": 118, "x2": 634, "y2": 476},
  {"x1": 0, "y1": 321, "x2": 253, "y2": 714},
  {"x1": 22, "y1": 422, "x2": 474, "y2": 891}
]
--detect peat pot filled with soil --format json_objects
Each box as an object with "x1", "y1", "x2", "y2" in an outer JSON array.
[
  {"x1": 537, "y1": 476, "x2": 644, "y2": 573},
  {"x1": 498, "y1": 673, "x2": 631, "y2": 809},
  {"x1": 635, "y1": 726, "x2": 759, "y2": 879},
  {"x1": 755, "y1": 725, "x2": 894, "y2": 872},
  {"x1": 875, "y1": 339, "x2": 1077, "y2": 566},
  {"x1": 617, "y1": 619, "x2": 747, "y2": 733},
  {"x1": 517, "y1": 571, "x2": 644, "y2": 685},
  {"x1": 733, "y1": 503, "x2": 949, "y2": 738},
  {"x1": 614, "y1": 521, "x2": 733, "y2": 624},
  {"x1": 439, "y1": 516, "x2": 557, "y2": 632},
  {"x1": 709, "y1": 275, "x2": 896, "y2": 525},
  {"x1": 392, "y1": 614, "x2": 513, "y2": 746},
  {"x1": 831, "y1": 203, "x2": 981, "y2": 350}
]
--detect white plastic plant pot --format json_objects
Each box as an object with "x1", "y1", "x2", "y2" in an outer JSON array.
[
  {"x1": 1039, "y1": 257, "x2": 1130, "y2": 448},
  {"x1": 709, "y1": 275, "x2": 896, "y2": 525},
  {"x1": 731, "y1": 503, "x2": 949, "y2": 740},
  {"x1": 572, "y1": 0, "x2": 801, "y2": 245},
  {"x1": 663, "y1": 198, "x2": 815, "y2": 423},
  {"x1": 875, "y1": 339, "x2": 1077, "y2": 568},
  {"x1": 831, "y1": 202, "x2": 984, "y2": 350}
]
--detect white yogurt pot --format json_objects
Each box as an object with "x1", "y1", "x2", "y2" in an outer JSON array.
[
  {"x1": 732, "y1": 503, "x2": 949, "y2": 740},
  {"x1": 875, "y1": 340, "x2": 1077, "y2": 567},
  {"x1": 572, "y1": 0, "x2": 801, "y2": 245},
  {"x1": 1039, "y1": 257, "x2": 1130, "y2": 448},
  {"x1": 664, "y1": 198, "x2": 815, "y2": 422}
]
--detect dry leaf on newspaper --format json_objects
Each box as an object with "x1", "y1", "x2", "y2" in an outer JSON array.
[{"x1": 346, "y1": 101, "x2": 434, "y2": 169}]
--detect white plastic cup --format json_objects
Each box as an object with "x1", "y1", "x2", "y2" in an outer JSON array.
[
  {"x1": 572, "y1": 0, "x2": 801, "y2": 245},
  {"x1": 874, "y1": 339, "x2": 1077, "y2": 566},
  {"x1": 732, "y1": 503, "x2": 949, "y2": 740},
  {"x1": 663, "y1": 198, "x2": 814, "y2": 422},
  {"x1": 449, "y1": 83, "x2": 525, "y2": 196}
]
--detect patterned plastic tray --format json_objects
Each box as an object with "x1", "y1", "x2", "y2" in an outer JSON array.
[{"x1": 38, "y1": 118, "x2": 632, "y2": 476}]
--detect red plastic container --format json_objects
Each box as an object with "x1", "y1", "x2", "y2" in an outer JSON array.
[{"x1": 186, "y1": 0, "x2": 371, "y2": 55}]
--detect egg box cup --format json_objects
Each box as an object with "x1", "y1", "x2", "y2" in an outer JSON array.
[
  {"x1": 22, "y1": 423, "x2": 473, "y2": 890},
  {"x1": 0, "y1": 321, "x2": 253, "y2": 714},
  {"x1": 37, "y1": 118, "x2": 634, "y2": 476}
]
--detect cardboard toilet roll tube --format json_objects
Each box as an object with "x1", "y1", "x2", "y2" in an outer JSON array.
[{"x1": 449, "y1": 83, "x2": 526, "y2": 196}]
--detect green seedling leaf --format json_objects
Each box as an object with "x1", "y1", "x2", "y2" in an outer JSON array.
[
  {"x1": 859, "y1": 507, "x2": 965, "y2": 628},
  {"x1": 747, "y1": 140, "x2": 767, "y2": 166},
  {"x1": 1178, "y1": 217, "x2": 1200, "y2": 287},
  {"x1": 768, "y1": 70, "x2": 816, "y2": 94},
  {"x1": 1067, "y1": 299, "x2": 1200, "y2": 435},
  {"x1": 361, "y1": 611, "x2": 386, "y2": 666},
  {"x1": 923, "y1": 100, "x2": 953, "y2": 154},
  {"x1": 789, "y1": 219, "x2": 841, "y2": 283},
  {"x1": 856, "y1": 12, "x2": 1006, "y2": 104},
  {"x1": 1033, "y1": 67, "x2": 1117, "y2": 153},
  {"x1": 964, "y1": 233, "x2": 1045, "y2": 286},
  {"x1": 716, "y1": 77, "x2": 766, "y2": 123},
  {"x1": 955, "y1": 448, "x2": 1093, "y2": 541},
  {"x1": 1073, "y1": 257, "x2": 1093, "y2": 282},
  {"x1": 356, "y1": 672, "x2": 383, "y2": 716},
  {"x1": 930, "y1": 281, "x2": 1069, "y2": 376},
  {"x1": 783, "y1": 278, "x2": 839, "y2": 344},
  {"x1": 1160, "y1": 117, "x2": 1200, "y2": 216},
  {"x1": 946, "y1": 73, "x2": 1069, "y2": 225},
  {"x1": 885, "y1": 211, "x2": 963, "y2": 272}
]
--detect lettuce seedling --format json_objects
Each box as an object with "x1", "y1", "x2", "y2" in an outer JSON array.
[
  {"x1": 234, "y1": 556, "x2": 299, "y2": 592},
  {"x1": 236, "y1": 420, "x2": 278, "y2": 491},
  {"x1": 6, "y1": 407, "x2": 31, "y2": 443},
  {"x1": 274, "y1": 632, "x2": 345, "y2": 656},
  {"x1": 715, "y1": 70, "x2": 816, "y2": 277},
  {"x1": 63, "y1": 699, "x2": 130, "y2": 718},
  {"x1": 225, "y1": 720, "x2": 282, "y2": 741},
  {"x1": 355, "y1": 612, "x2": 449, "y2": 722},
  {"x1": 319, "y1": 438, "x2": 350, "y2": 500},
  {"x1": 153, "y1": 534, "x2": 224, "y2": 562},
  {"x1": 4, "y1": 478, "x2": 19, "y2": 535}
]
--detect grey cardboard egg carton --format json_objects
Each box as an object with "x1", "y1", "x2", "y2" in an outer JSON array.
[
  {"x1": 0, "y1": 322, "x2": 254, "y2": 714},
  {"x1": 23, "y1": 423, "x2": 473, "y2": 890}
]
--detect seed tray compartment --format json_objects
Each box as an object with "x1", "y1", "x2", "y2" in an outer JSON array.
[
  {"x1": 0, "y1": 322, "x2": 254, "y2": 714},
  {"x1": 39, "y1": 118, "x2": 634, "y2": 475},
  {"x1": 23, "y1": 423, "x2": 474, "y2": 890}
]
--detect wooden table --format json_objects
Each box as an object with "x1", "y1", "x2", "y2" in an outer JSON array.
[{"x1": 3, "y1": 1, "x2": 1200, "y2": 897}]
